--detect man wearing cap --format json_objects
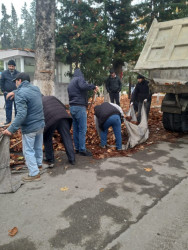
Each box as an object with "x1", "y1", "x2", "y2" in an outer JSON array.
[
  {"x1": 0, "y1": 60, "x2": 19, "y2": 125},
  {"x1": 131, "y1": 74, "x2": 152, "y2": 123},
  {"x1": 105, "y1": 68, "x2": 122, "y2": 106},
  {"x1": 3, "y1": 73, "x2": 45, "y2": 182}
]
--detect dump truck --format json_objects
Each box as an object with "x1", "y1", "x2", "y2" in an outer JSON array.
[{"x1": 134, "y1": 17, "x2": 188, "y2": 133}]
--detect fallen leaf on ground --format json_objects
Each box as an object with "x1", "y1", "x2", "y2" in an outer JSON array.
[
  {"x1": 60, "y1": 187, "x2": 69, "y2": 191},
  {"x1": 99, "y1": 188, "x2": 104, "y2": 192},
  {"x1": 144, "y1": 168, "x2": 152, "y2": 172},
  {"x1": 15, "y1": 166, "x2": 23, "y2": 171},
  {"x1": 17, "y1": 156, "x2": 24, "y2": 161},
  {"x1": 107, "y1": 149, "x2": 112, "y2": 153},
  {"x1": 8, "y1": 227, "x2": 18, "y2": 236}
]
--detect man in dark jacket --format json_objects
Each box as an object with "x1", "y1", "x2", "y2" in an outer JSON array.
[
  {"x1": 0, "y1": 60, "x2": 19, "y2": 125},
  {"x1": 131, "y1": 74, "x2": 152, "y2": 123},
  {"x1": 105, "y1": 68, "x2": 122, "y2": 106},
  {"x1": 67, "y1": 68, "x2": 99, "y2": 156},
  {"x1": 94, "y1": 102, "x2": 124, "y2": 150},
  {"x1": 130, "y1": 87, "x2": 138, "y2": 113},
  {"x1": 42, "y1": 96, "x2": 75, "y2": 165}
]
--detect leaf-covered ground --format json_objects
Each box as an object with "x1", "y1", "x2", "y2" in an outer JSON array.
[{"x1": 7, "y1": 94, "x2": 183, "y2": 166}]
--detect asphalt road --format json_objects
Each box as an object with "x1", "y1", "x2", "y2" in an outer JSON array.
[
  {"x1": 0, "y1": 134, "x2": 188, "y2": 250},
  {"x1": 105, "y1": 177, "x2": 188, "y2": 250}
]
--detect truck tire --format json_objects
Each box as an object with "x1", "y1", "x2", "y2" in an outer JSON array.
[
  {"x1": 162, "y1": 112, "x2": 182, "y2": 132},
  {"x1": 162, "y1": 112, "x2": 188, "y2": 132},
  {"x1": 182, "y1": 111, "x2": 188, "y2": 133},
  {"x1": 162, "y1": 112, "x2": 173, "y2": 131}
]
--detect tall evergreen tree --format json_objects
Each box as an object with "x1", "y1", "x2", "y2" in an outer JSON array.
[
  {"x1": 16, "y1": 24, "x2": 25, "y2": 48},
  {"x1": 10, "y1": 4, "x2": 20, "y2": 48},
  {"x1": 134, "y1": 0, "x2": 188, "y2": 33},
  {"x1": 0, "y1": 4, "x2": 11, "y2": 49},
  {"x1": 29, "y1": 0, "x2": 36, "y2": 49},
  {"x1": 21, "y1": 2, "x2": 35, "y2": 49},
  {"x1": 56, "y1": 0, "x2": 113, "y2": 85},
  {"x1": 101, "y1": 0, "x2": 137, "y2": 73}
]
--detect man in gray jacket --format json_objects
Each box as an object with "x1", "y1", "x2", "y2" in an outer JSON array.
[{"x1": 3, "y1": 73, "x2": 45, "y2": 182}]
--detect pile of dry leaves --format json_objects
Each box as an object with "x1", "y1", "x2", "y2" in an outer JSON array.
[{"x1": 7, "y1": 94, "x2": 183, "y2": 165}]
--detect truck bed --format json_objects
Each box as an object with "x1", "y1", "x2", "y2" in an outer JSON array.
[{"x1": 149, "y1": 81, "x2": 188, "y2": 94}]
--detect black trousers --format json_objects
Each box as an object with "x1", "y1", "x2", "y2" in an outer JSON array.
[
  {"x1": 43, "y1": 119, "x2": 75, "y2": 162},
  {"x1": 109, "y1": 92, "x2": 120, "y2": 106},
  {"x1": 137, "y1": 100, "x2": 151, "y2": 123}
]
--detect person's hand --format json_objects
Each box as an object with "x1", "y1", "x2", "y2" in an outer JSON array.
[
  {"x1": 2, "y1": 129, "x2": 12, "y2": 136},
  {"x1": 6, "y1": 92, "x2": 15, "y2": 100},
  {"x1": 144, "y1": 99, "x2": 147, "y2": 103},
  {"x1": 130, "y1": 102, "x2": 133, "y2": 105},
  {"x1": 94, "y1": 86, "x2": 99, "y2": 93}
]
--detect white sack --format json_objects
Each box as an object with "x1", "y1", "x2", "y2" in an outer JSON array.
[
  {"x1": 0, "y1": 134, "x2": 22, "y2": 193},
  {"x1": 125, "y1": 103, "x2": 149, "y2": 149}
]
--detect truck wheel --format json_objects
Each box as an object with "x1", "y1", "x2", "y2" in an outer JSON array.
[
  {"x1": 182, "y1": 111, "x2": 188, "y2": 133},
  {"x1": 173, "y1": 113, "x2": 182, "y2": 132},
  {"x1": 162, "y1": 112, "x2": 182, "y2": 132},
  {"x1": 163, "y1": 112, "x2": 173, "y2": 131}
]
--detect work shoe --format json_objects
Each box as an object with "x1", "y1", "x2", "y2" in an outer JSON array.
[
  {"x1": 80, "y1": 150, "x2": 92, "y2": 156},
  {"x1": 75, "y1": 150, "x2": 79, "y2": 154},
  {"x1": 69, "y1": 160, "x2": 76, "y2": 165},
  {"x1": 43, "y1": 157, "x2": 54, "y2": 164},
  {"x1": 48, "y1": 163, "x2": 54, "y2": 168},
  {"x1": 4, "y1": 121, "x2": 11, "y2": 125},
  {"x1": 38, "y1": 165, "x2": 43, "y2": 170},
  {"x1": 22, "y1": 174, "x2": 41, "y2": 182}
]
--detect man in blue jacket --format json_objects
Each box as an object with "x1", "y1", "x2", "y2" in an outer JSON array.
[
  {"x1": 0, "y1": 60, "x2": 19, "y2": 125},
  {"x1": 68, "y1": 68, "x2": 99, "y2": 156},
  {"x1": 3, "y1": 73, "x2": 45, "y2": 182}
]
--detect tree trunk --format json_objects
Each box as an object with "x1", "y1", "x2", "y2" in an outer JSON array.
[
  {"x1": 34, "y1": 0, "x2": 56, "y2": 95},
  {"x1": 114, "y1": 64, "x2": 123, "y2": 78}
]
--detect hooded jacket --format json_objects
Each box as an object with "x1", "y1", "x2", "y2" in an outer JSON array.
[
  {"x1": 67, "y1": 69, "x2": 96, "y2": 107},
  {"x1": 0, "y1": 69, "x2": 19, "y2": 92},
  {"x1": 42, "y1": 96, "x2": 72, "y2": 132}
]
